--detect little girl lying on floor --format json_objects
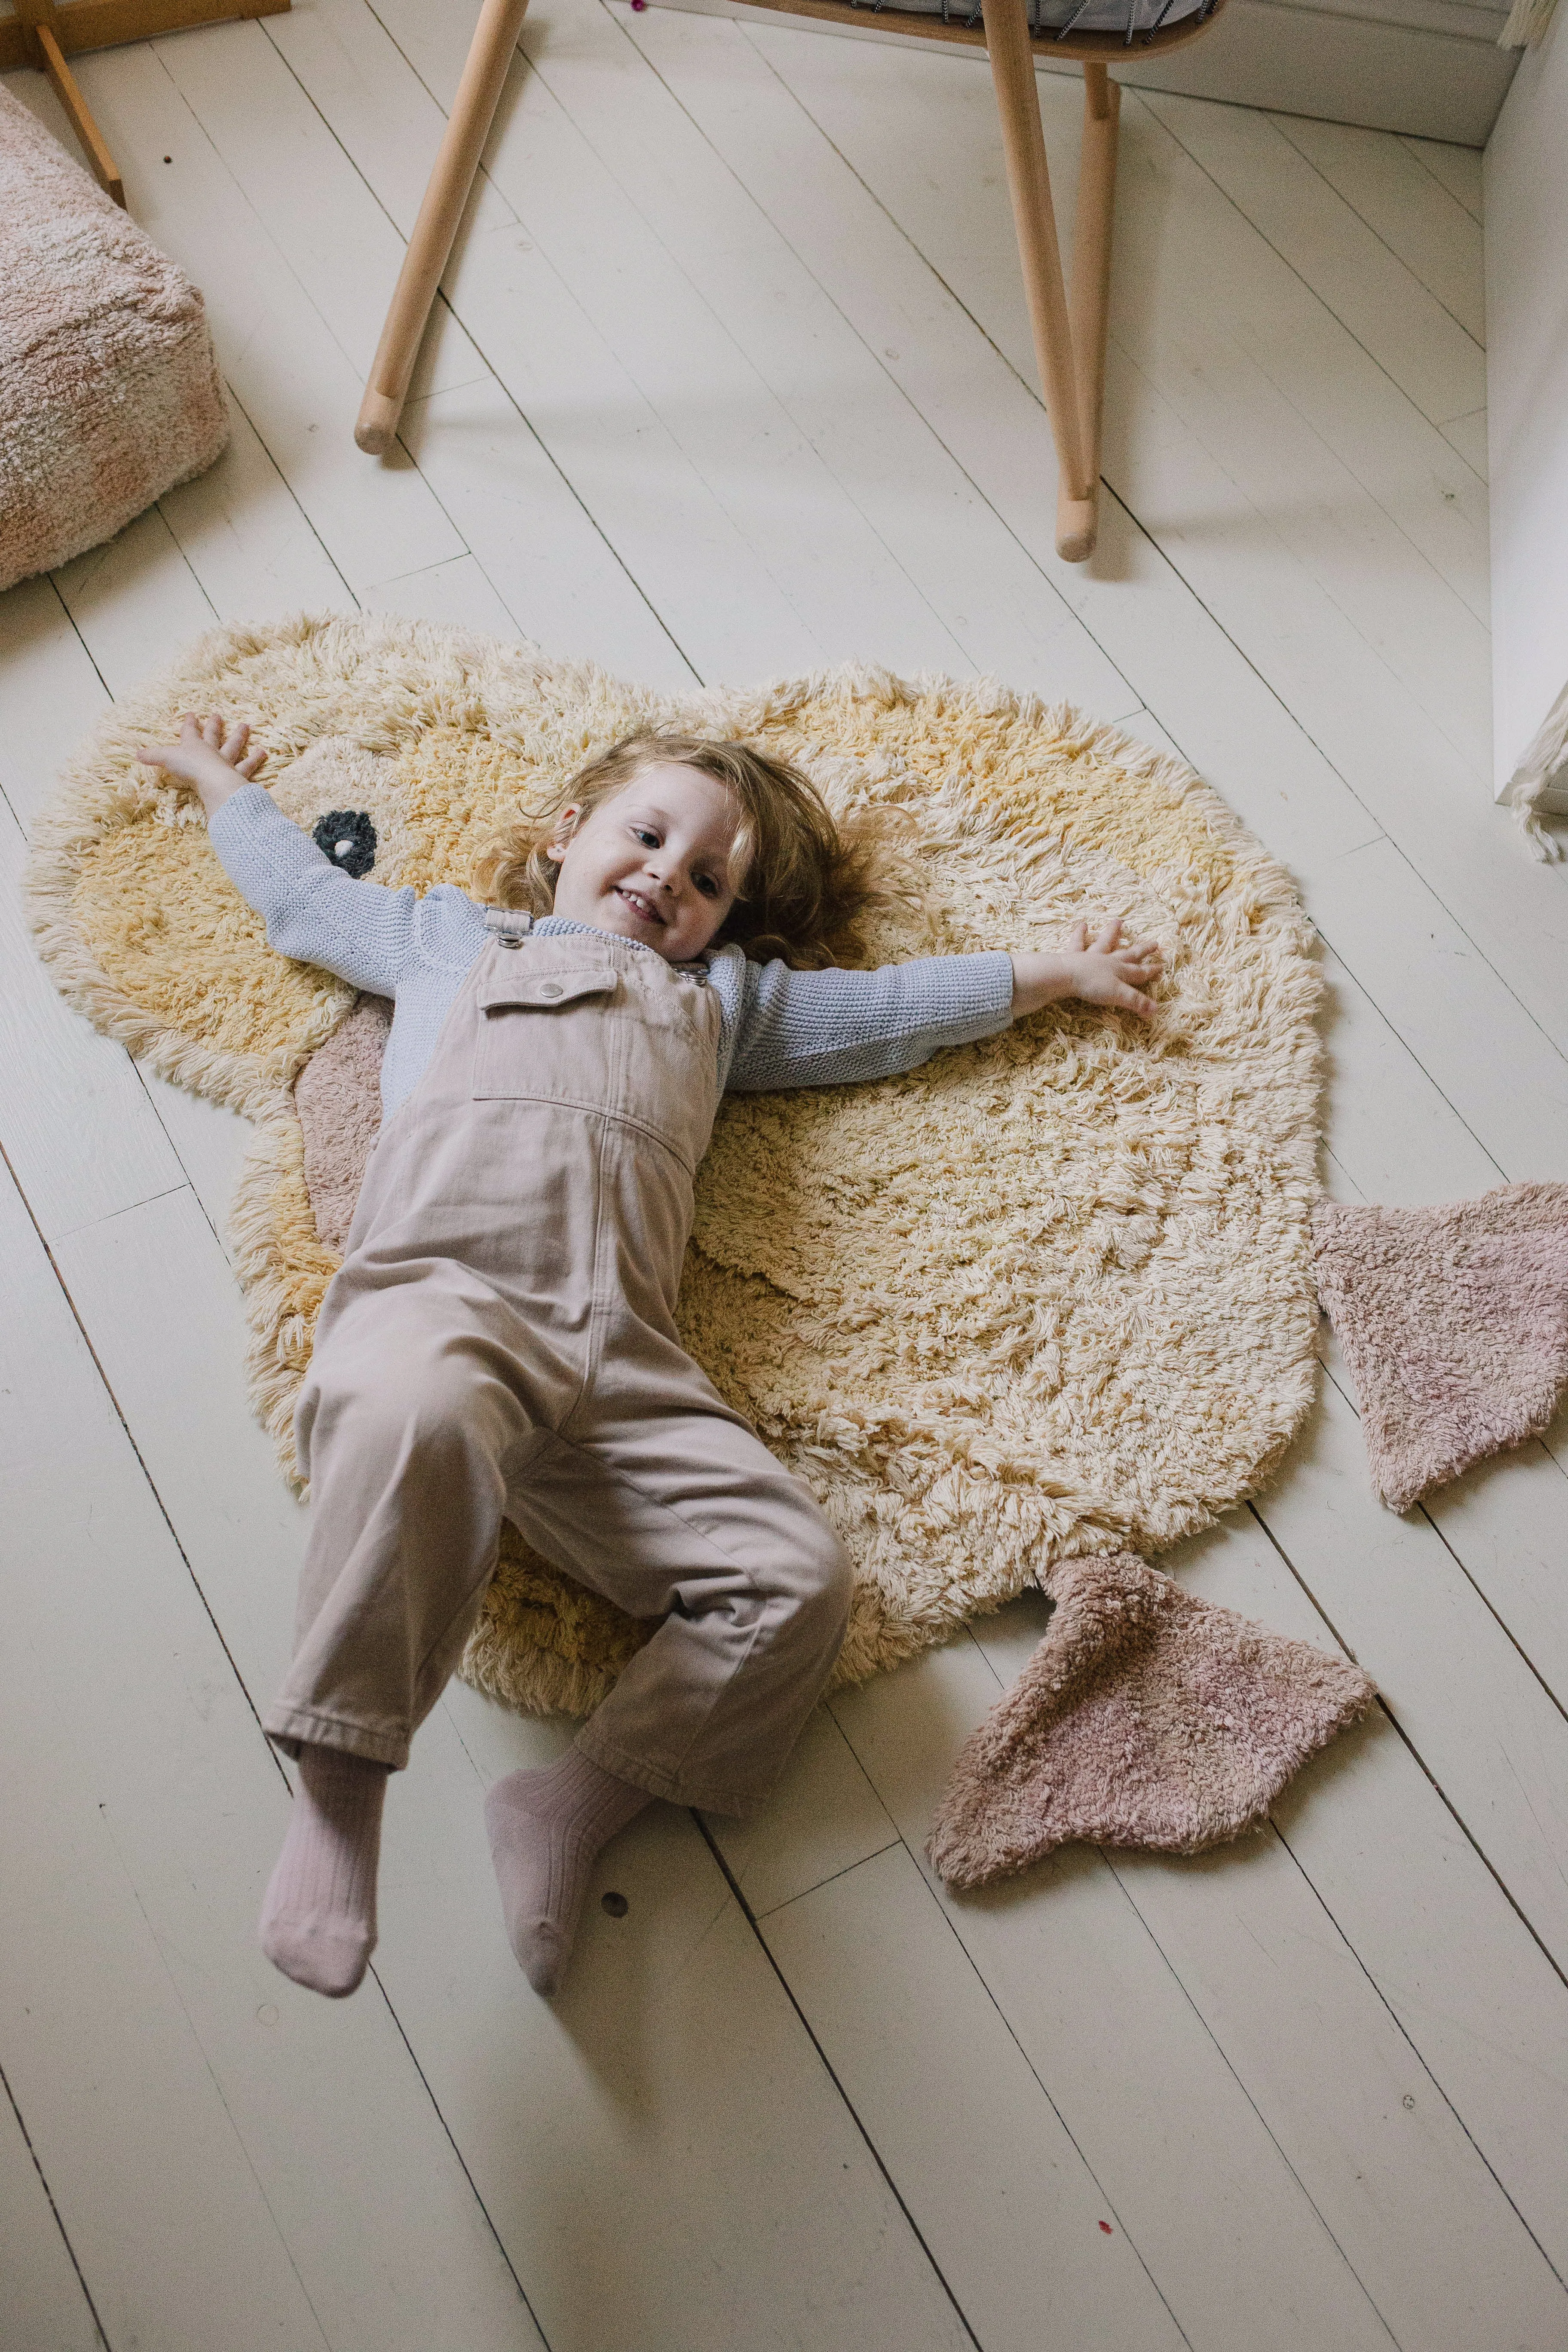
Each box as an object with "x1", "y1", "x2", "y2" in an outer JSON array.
[{"x1": 140, "y1": 713, "x2": 1161, "y2": 2002}]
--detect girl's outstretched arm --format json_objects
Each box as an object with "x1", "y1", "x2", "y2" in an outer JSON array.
[
  {"x1": 138, "y1": 711, "x2": 266, "y2": 815},
  {"x1": 1009, "y1": 919, "x2": 1161, "y2": 1021},
  {"x1": 138, "y1": 713, "x2": 457, "y2": 1000},
  {"x1": 722, "y1": 919, "x2": 1161, "y2": 1094}
]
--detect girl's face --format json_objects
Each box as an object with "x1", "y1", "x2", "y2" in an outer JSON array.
[{"x1": 546, "y1": 763, "x2": 741, "y2": 962}]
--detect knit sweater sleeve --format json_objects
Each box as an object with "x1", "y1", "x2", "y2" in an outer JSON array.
[
  {"x1": 719, "y1": 946, "x2": 1017, "y2": 1091},
  {"x1": 206, "y1": 783, "x2": 457, "y2": 996}
]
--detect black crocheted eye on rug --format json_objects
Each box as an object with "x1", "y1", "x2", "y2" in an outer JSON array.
[{"x1": 313, "y1": 810, "x2": 378, "y2": 879}]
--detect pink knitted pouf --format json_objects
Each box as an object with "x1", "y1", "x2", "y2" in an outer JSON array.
[{"x1": 0, "y1": 81, "x2": 228, "y2": 594}]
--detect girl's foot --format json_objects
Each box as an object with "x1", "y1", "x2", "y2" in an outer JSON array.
[
  {"x1": 484, "y1": 1749, "x2": 650, "y2": 1997},
  {"x1": 259, "y1": 1744, "x2": 389, "y2": 1997}
]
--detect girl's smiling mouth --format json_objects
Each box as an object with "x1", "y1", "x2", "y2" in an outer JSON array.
[{"x1": 616, "y1": 885, "x2": 665, "y2": 926}]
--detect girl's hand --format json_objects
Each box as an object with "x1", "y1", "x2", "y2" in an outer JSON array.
[
  {"x1": 136, "y1": 712, "x2": 267, "y2": 818},
  {"x1": 1011, "y1": 919, "x2": 1163, "y2": 1022}
]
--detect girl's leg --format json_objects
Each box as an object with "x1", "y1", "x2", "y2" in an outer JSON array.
[
  {"x1": 486, "y1": 1403, "x2": 851, "y2": 1994},
  {"x1": 262, "y1": 1292, "x2": 539, "y2": 1995},
  {"x1": 484, "y1": 1750, "x2": 650, "y2": 1995},
  {"x1": 260, "y1": 1745, "x2": 389, "y2": 1997},
  {"x1": 274, "y1": 1294, "x2": 539, "y2": 1769},
  {"x1": 526, "y1": 1406, "x2": 854, "y2": 1813}
]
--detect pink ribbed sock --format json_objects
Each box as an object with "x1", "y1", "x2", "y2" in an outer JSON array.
[
  {"x1": 259, "y1": 1744, "x2": 389, "y2": 1998},
  {"x1": 484, "y1": 1747, "x2": 651, "y2": 1996}
]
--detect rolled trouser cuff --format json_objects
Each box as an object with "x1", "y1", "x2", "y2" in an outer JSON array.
[{"x1": 263, "y1": 1703, "x2": 410, "y2": 1771}]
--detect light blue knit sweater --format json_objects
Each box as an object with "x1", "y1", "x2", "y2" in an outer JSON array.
[{"x1": 208, "y1": 784, "x2": 1018, "y2": 1115}]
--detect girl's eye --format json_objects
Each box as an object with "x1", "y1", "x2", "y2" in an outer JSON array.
[
  {"x1": 695, "y1": 874, "x2": 719, "y2": 898},
  {"x1": 633, "y1": 827, "x2": 659, "y2": 848}
]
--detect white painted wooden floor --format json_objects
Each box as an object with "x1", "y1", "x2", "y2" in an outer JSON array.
[{"x1": 3, "y1": 8, "x2": 1566, "y2": 2347}]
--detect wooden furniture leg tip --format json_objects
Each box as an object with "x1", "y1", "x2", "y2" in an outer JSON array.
[
  {"x1": 1055, "y1": 487, "x2": 1098, "y2": 564},
  {"x1": 355, "y1": 392, "x2": 401, "y2": 456}
]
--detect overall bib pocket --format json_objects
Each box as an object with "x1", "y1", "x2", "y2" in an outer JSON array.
[{"x1": 473, "y1": 964, "x2": 618, "y2": 1102}]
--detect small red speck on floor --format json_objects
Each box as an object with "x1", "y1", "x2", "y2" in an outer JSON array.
[{"x1": 1098, "y1": 2220, "x2": 1114, "y2": 2235}]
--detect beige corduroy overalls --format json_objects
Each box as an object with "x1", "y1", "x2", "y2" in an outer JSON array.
[{"x1": 265, "y1": 912, "x2": 852, "y2": 1813}]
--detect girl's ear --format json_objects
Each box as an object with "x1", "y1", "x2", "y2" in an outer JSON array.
[{"x1": 544, "y1": 803, "x2": 582, "y2": 866}]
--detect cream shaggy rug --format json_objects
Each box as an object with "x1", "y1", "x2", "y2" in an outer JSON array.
[
  {"x1": 0, "y1": 81, "x2": 228, "y2": 594},
  {"x1": 926, "y1": 1553, "x2": 1375, "y2": 1886},
  {"x1": 1314, "y1": 1186, "x2": 1568, "y2": 1512},
  {"x1": 28, "y1": 612, "x2": 1325, "y2": 1720}
]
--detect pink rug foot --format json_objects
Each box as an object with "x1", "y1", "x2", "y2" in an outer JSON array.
[
  {"x1": 294, "y1": 992, "x2": 392, "y2": 1251},
  {"x1": 1313, "y1": 1184, "x2": 1568, "y2": 1513},
  {"x1": 926, "y1": 1552, "x2": 1375, "y2": 1890}
]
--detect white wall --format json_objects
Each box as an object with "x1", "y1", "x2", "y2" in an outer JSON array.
[{"x1": 1486, "y1": 9, "x2": 1568, "y2": 805}]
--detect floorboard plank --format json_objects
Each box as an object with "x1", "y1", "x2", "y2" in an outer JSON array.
[
  {"x1": 1110, "y1": 98, "x2": 1489, "y2": 641},
  {"x1": 704, "y1": 1702, "x2": 900, "y2": 1919},
  {"x1": 398, "y1": 376, "x2": 702, "y2": 686},
  {"x1": 62, "y1": 45, "x2": 468, "y2": 596},
  {"x1": 1270, "y1": 114, "x2": 1485, "y2": 344},
  {"x1": 253, "y1": 0, "x2": 975, "y2": 685},
  {"x1": 0, "y1": 1171, "x2": 542, "y2": 2352},
  {"x1": 53, "y1": 505, "x2": 219, "y2": 700},
  {"x1": 383, "y1": 1705, "x2": 978, "y2": 2352},
  {"x1": 1399, "y1": 135, "x2": 1484, "y2": 223},
  {"x1": 513, "y1": 0, "x2": 1139, "y2": 714},
  {"x1": 1172, "y1": 1513, "x2": 1568, "y2": 2286},
  {"x1": 760, "y1": 1842, "x2": 1189, "y2": 2352},
  {"x1": 1305, "y1": 833, "x2": 1568, "y2": 1183},
  {"x1": 826, "y1": 1642, "x2": 1401, "y2": 2352},
  {"x1": 133, "y1": 1074, "x2": 257, "y2": 1258},
  {"x1": 159, "y1": 391, "x2": 355, "y2": 622},
  {"x1": 744, "y1": 29, "x2": 1568, "y2": 1069},
  {"x1": 1254, "y1": 1371, "x2": 1568, "y2": 1975},
  {"x1": 0, "y1": 574, "x2": 110, "y2": 835},
  {"x1": 1440, "y1": 405, "x2": 1489, "y2": 479},
  {"x1": 48, "y1": 1185, "x2": 983, "y2": 2352},
  {"x1": 627, "y1": 9, "x2": 1383, "y2": 873},
  {"x1": 1422, "y1": 1439, "x2": 1568, "y2": 1715},
  {"x1": 0, "y1": 798, "x2": 187, "y2": 1242},
  {"x1": 1313, "y1": 939, "x2": 1506, "y2": 1206},
  {"x1": 0, "y1": 2073, "x2": 105, "y2": 2352},
  {"x1": 965, "y1": 1566, "x2": 1568, "y2": 2338},
  {"x1": 159, "y1": 19, "x2": 492, "y2": 400},
  {"x1": 363, "y1": 550, "x2": 529, "y2": 637},
  {"x1": 1140, "y1": 93, "x2": 1485, "y2": 426}
]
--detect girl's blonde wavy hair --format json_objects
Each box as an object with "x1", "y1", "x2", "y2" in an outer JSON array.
[{"x1": 469, "y1": 733, "x2": 876, "y2": 968}]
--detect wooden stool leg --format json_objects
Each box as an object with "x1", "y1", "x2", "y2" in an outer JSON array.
[
  {"x1": 16, "y1": 0, "x2": 125, "y2": 205},
  {"x1": 984, "y1": 0, "x2": 1091, "y2": 558},
  {"x1": 355, "y1": 0, "x2": 529, "y2": 456},
  {"x1": 1058, "y1": 61, "x2": 1118, "y2": 561}
]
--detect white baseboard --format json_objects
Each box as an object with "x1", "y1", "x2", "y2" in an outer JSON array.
[{"x1": 649, "y1": 0, "x2": 1518, "y2": 144}]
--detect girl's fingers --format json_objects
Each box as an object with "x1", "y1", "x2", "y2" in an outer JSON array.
[
  {"x1": 221, "y1": 720, "x2": 251, "y2": 761},
  {"x1": 239, "y1": 750, "x2": 267, "y2": 779}
]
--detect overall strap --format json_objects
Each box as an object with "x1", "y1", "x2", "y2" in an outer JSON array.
[{"x1": 484, "y1": 907, "x2": 535, "y2": 946}]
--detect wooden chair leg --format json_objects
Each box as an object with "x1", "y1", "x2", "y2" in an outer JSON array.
[
  {"x1": 1061, "y1": 62, "x2": 1119, "y2": 561},
  {"x1": 355, "y1": 0, "x2": 529, "y2": 456},
  {"x1": 985, "y1": 0, "x2": 1118, "y2": 563}
]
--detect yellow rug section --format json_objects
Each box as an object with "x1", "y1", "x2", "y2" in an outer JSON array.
[{"x1": 28, "y1": 613, "x2": 1323, "y2": 1718}]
